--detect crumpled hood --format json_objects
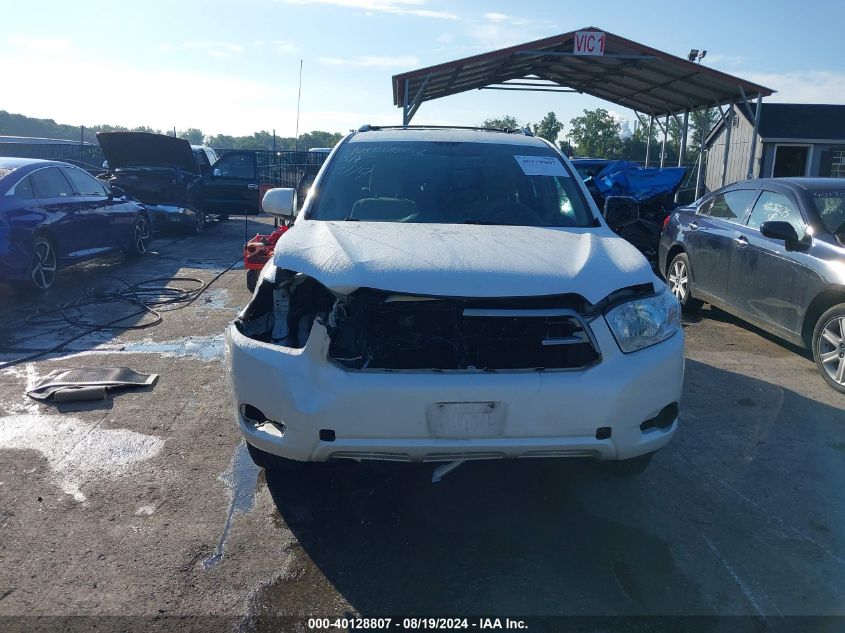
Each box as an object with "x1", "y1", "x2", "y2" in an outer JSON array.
[
  {"x1": 97, "y1": 132, "x2": 197, "y2": 173},
  {"x1": 273, "y1": 221, "x2": 656, "y2": 304}
]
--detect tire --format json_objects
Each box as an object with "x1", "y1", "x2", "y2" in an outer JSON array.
[
  {"x1": 812, "y1": 303, "x2": 845, "y2": 394},
  {"x1": 246, "y1": 442, "x2": 301, "y2": 472},
  {"x1": 24, "y1": 236, "x2": 58, "y2": 292},
  {"x1": 246, "y1": 269, "x2": 259, "y2": 293},
  {"x1": 126, "y1": 214, "x2": 151, "y2": 258},
  {"x1": 605, "y1": 453, "x2": 653, "y2": 476},
  {"x1": 190, "y1": 209, "x2": 206, "y2": 235},
  {"x1": 667, "y1": 252, "x2": 704, "y2": 313}
]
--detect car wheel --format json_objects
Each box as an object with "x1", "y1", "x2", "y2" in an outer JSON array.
[
  {"x1": 667, "y1": 252, "x2": 703, "y2": 313},
  {"x1": 812, "y1": 303, "x2": 845, "y2": 394},
  {"x1": 605, "y1": 452, "x2": 653, "y2": 476},
  {"x1": 127, "y1": 215, "x2": 151, "y2": 257},
  {"x1": 191, "y1": 209, "x2": 206, "y2": 235},
  {"x1": 26, "y1": 236, "x2": 58, "y2": 291},
  {"x1": 245, "y1": 442, "x2": 301, "y2": 472},
  {"x1": 246, "y1": 269, "x2": 259, "y2": 293}
]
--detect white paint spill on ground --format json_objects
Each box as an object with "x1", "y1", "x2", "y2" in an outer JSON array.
[
  {"x1": 202, "y1": 442, "x2": 260, "y2": 569},
  {"x1": 0, "y1": 413, "x2": 163, "y2": 503},
  {"x1": 1, "y1": 363, "x2": 43, "y2": 414}
]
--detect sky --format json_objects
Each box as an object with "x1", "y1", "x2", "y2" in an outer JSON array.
[{"x1": 2, "y1": 0, "x2": 845, "y2": 139}]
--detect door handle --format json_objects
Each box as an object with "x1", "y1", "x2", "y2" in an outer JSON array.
[
  {"x1": 247, "y1": 183, "x2": 259, "y2": 190},
  {"x1": 687, "y1": 221, "x2": 698, "y2": 230},
  {"x1": 735, "y1": 235, "x2": 749, "y2": 246}
]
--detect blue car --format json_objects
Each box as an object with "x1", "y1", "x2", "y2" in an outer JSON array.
[{"x1": 0, "y1": 157, "x2": 152, "y2": 291}]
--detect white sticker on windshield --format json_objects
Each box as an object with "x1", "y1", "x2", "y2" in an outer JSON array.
[{"x1": 514, "y1": 155, "x2": 569, "y2": 177}]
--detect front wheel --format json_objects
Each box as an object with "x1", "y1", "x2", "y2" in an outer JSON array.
[
  {"x1": 126, "y1": 214, "x2": 151, "y2": 257},
  {"x1": 813, "y1": 303, "x2": 845, "y2": 393},
  {"x1": 24, "y1": 236, "x2": 58, "y2": 291},
  {"x1": 190, "y1": 209, "x2": 206, "y2": 235},
  {"x1": 667, "y1": 252, "x2": 703, "y2": 314}
]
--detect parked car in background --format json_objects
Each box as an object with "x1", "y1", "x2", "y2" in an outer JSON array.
[
  {"x1": 97, "y1": 132, "x2": 260, "y2": 231},
  {"x1": 660, "y1": 177, "x2": 845, "y2": 392},
  {"x1": 0, "y1": 157, "x2": 151, "y2": 291},
  {"x1": 227, "y1": 126, "x2": 683, "y2": 477}
]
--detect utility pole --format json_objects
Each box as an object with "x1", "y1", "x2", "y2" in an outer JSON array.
[{"x1": 294, "y1": 59, "x2": 303, "y2": 152}]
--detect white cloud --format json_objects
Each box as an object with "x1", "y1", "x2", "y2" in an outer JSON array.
[
  {"x1": 282, "y1": 0, "x2": 459, "y2": 19},
  {"x1": 484, "y1": 12, "x2": 509, "y2": 22},
  {"x1": 317, "y1": 55, "x2": 419, "y2": 68},
  {"x1": 435, "y1": 32, "x2": 455, "y2": 44},
  {"x1": 253, "y1": 39, "x2": 298, "y2": 54},
  {"x1": 741, "y1": 70, "x2": 845, "y2": 104}
]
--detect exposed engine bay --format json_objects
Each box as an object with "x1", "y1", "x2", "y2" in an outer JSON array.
[{"x1": 233, "y1": 269, "x2": 648, "y2": 371}]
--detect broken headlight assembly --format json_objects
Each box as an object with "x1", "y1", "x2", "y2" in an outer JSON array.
[{"x1": 603, "y1": 288, "x2": 680, "y2": 353}]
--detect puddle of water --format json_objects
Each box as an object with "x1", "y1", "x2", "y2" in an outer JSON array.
[
  {"x1": 61, "y1": 334, "x2": 226, "y2": 363},
  {"x1": 0, "y1": 413, "x2": 163, "y2": 503},
  {"x1": 197, "y1": 289, "x2": 232, "y2": 311},
  {"x1": 202, "y1": 441, "x2": 260, "y2": 569}
]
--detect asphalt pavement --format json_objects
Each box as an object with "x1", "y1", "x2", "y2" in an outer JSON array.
[{"x1": 1, "y1": 217, "x2": 843, "y2": 632}]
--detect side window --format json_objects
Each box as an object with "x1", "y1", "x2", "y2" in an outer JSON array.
[
  {"x1": 214, "y1": 153, "x2": 255, "y2": 179},
  {"x1": 696, "y1": 195, "x2": 715, "y2": 216},
  {"x1": 13, "y1": 176, "x2": 35, "y2": 199},
  {"x1": 29, "y1": 167, "x2": 73, "y2": 198},
  {"x1": 63, "y1": 167, "x2": 107, "y2": 196},
  {"x1": 702, "y1": 190, "x2": 755, "y2": 223},
  {"x1": 748, "y1": 191, "x2": 805, "y2": 234}
]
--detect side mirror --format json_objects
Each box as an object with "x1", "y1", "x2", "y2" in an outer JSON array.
[
  {"x1": 212, "y1": 168, "x2": 222, "y2": 178},
  {"x1": 110, "y1": 185, "x2": 126, "y2": 199},
  {"x1": 604, "y1": 196, "x2": 639, "y2": 229},
  {"x1": 262, "y1": 188, "x2": 296, "y2": 219},
  {"x1": 760, "y1": 220, "x2": 802, "y2": 249}
]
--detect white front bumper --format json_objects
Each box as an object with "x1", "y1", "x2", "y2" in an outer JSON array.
[{"x1": 225, "y1": 317, "x2": 684, "y2": 463}]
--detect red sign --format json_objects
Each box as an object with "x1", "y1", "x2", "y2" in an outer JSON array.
[{"x1": 574, "y1": 30, "x2": 605, "y2": 56}]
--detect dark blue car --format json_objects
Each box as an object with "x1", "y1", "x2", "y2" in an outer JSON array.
[
  {"x1": 659, "y1": 178, "x2": 845, "y2": 392},
  {"x1": 0, "y1": 157, "x2": 151, "y2": 291}
]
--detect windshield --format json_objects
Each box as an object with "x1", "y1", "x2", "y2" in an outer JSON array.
[
  {"x1": 812, "y1": 191, "x2": 845, "y2": 234},
  {"x1": 308, "y1": 140, "x2": 595, "y2": 227}
]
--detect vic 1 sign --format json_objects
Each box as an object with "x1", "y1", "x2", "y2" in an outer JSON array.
[{"x1": 574, "y1": 30, "x2": 605, "y2": 56}]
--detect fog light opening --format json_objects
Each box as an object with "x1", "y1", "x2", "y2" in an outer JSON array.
[
  {"x1": 640, "y1": 402, "x2": 679, "y2": 432},
  {"x1": 320, "y1": 429, "x2": 336, "y2": 442},
  {"x1": 241, "y1": 404, "x2": 285, "y2": 432},
  {"x1": 595, "y1": 427, "x2": 612, "y2": 440}
]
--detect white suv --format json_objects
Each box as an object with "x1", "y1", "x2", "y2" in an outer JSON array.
[{"x1": 225, "y1": 126, "x2": 683, "y2": 476}]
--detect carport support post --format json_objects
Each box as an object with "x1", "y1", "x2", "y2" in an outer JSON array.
[
  {"x1": 660, "y1": 114, "x2": 669, "y2": 168},
  {"x1": 746, "y1": 94, "x2": 762, "y2": 179},
  {"x1": 675, "y1": 111, "x2": 689, "y2": 202},
  {"x1": 695, "y1": 108, "x2": 706, "y2": 199},
  {"x1": 644, "y1": 116, "x2": 653, "y2": 167},
  {"x1": 402, "y1": 79, "x2": 410, "y2": 125},
  {"x1": 721, "y1": 103, "x2": 733, "y2": 187}
]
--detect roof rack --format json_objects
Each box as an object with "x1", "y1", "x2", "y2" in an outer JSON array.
[{"x1": 357, "y1": 124, "x2": 534, "y2": 136}]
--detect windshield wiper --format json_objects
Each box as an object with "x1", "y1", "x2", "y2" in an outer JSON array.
[{"x1": 461, "y1": 219, "x2": 519, "y2": 226}]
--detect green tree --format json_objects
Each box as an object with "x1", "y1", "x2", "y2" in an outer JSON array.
[
  {"x1": 567, "y1": 108, "x2": 621, "y2": 158},
  {"x1": 532, "y1": 111, "x2": 564, "y2": 144},
  {"x1": 179, "y1": 128, "x2": 205, "y2": 145},
  {"x1": 480, "y1": 115, "x2": 522, "y2": 130}
]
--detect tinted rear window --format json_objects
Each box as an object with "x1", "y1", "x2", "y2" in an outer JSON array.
[
  {"x1": 309, "y1": 141, "x2": 594, "y2": 228},
  {"x1": 812, "y1": 191, "x2": 845, "y2": 234}
]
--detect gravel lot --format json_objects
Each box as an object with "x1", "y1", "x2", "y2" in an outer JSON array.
[{"x1": 1, "y1": 217, "x2": 843, "y2": 630}]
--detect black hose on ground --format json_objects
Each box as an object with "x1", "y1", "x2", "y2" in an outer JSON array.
[{"x1": 0, "y1": 256, "x2": 241, "y2": 370}]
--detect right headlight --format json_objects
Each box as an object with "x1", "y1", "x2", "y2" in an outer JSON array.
[{"x1": 604, "y1": 289, "x2": 681, "y2": 353}]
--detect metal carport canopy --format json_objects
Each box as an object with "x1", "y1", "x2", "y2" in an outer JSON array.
[{"x1": 391, "y1": 26, "x2": 774, "y2": 122}]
